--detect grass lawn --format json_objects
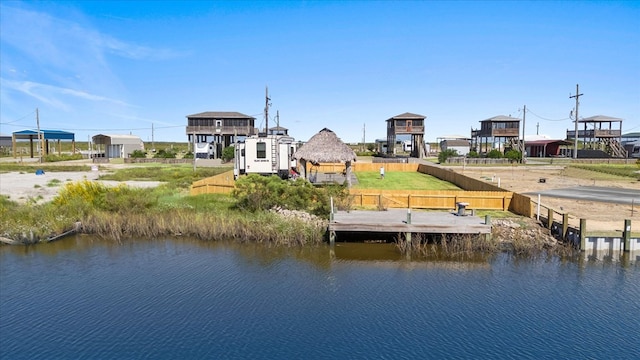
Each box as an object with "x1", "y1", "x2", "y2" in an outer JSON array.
[{"x1": 353, "y1": 171, "x2": 460, "y2": 190}]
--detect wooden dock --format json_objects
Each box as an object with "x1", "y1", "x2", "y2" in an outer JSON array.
[{"x1": 328, "y1": 209, "x2": 491, "y2": 242}]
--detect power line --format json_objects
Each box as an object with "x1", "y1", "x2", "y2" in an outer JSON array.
[
  {"x1": 0, "y1": 110, "x2": 37, "y2": 125},
  {"x1": 0, "y1": 122, "x2": 184, "y2": 132},
  {"x1": 525, "y1": 108, "x2": 571, "y2": 122}
]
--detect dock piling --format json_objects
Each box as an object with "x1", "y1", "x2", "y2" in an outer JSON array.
[
  {"x1": 562, "y1": 213, "x2": 569, "y2": 239},
  {"x1": 579, "y1": 219, "x2": 586, "y2": 251},
  {"x1": 623, "y1": 219, "x2": 631, "y2": 252}
]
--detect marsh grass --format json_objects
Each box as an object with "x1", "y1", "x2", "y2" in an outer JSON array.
[
  {"x1": 81, "y1": 209, "x2": 325, "y2": 245},
  {"x1": 1, "y1": 180, "x2": 325, "y2": 245},
  {"x1": 395, "y1": 226, "x2": 576, "y2": 258},
  {"x1": 396, "y1": 233, "x2": 499, "y2": 257}
]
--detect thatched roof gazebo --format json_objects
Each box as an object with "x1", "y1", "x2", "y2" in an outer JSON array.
[{"x1": 293, "y1": 128, "x2": 357, "y2": 187}]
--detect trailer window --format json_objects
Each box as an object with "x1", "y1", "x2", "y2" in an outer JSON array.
[{"x1": 256, "y1": 142, "x2": 266, "y2": 159}]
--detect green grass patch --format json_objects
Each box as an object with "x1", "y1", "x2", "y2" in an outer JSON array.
[
  {"x1": 98, "y1": 166, "x2": 232, "y2": 190},
  {"x1": 44, "y1": 153, "x2": 83, "y2": 162},
  {"x1": 569, "y1": 164, "x2": 639, "y2": 179},
  {"x1": 46, "y1": 179, "x2": 62, "y2": 187},
  {"x1": 353, "y1": 171, "x2": 460, "y2": 190},
  {"x1": 0, "y1": 163, "x2": 93, "y2": 173}
]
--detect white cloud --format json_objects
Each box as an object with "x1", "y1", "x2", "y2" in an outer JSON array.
[{"x1": 2, "y1": 79, "x2": 130, "y2": 111}]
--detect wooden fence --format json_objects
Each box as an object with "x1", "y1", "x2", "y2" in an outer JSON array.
[
  {"x1": 190, "y1": 170, "x2": 235, "y2": 195},
  {"x1": 306, "y1": 162, "x2": 419, "y2": 173},
  {"x1": 349, "y1": 189, "x2": 512, "y2": 211},
  {"x1": 417, "y1": 163, "x2": 503, "y2": 192},
  {"x1": 188, "y1": 162, "x2": 532, "y2": 216}
]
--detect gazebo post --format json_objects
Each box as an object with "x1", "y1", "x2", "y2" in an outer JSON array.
[
  {"x1": 345, "y1": 161, "x2": 352, "y2": 188},
  {"x1": 300, "y1": 159, "x2": 307, "y2": 180}
]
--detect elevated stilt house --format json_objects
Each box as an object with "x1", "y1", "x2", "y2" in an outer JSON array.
[
  {"x1": 471, "y1": 115, "x2": 521, "y2": 154},
  {"x1": 385, "y1": 112, "x2": 426, "y2": 158},
  {"x1": 293, "y1": 128, "x2": 357, "y2": 187},
  {"x1": 185, "y1": 112, "x2": 256, "y2": 159},
  {"x1": 565, "y1": 115, "x2": 625, "y2": 158}
]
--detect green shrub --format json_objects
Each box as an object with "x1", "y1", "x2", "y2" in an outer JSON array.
[
  {"x1": 505, "y1": 150, "x2": 522, "y2": 162},
  {"x1": 222, "y1": 146, "x2": 235, "y2": 162},
  {"x1": 232, "y1": 174, "x2": 347, "y2": 216},
  {"x1": 438, "y1": 149, "x2": 458, "y2": 163},
  {"x1": 487, "y1": 149, "x2": 503, "y2": 158},
  {"x1": 183, "y1": 151, "x2": 194, "y2": 159},
  {"x1": 130, "y1": 150, "x2": 147, "y2": 158},
  {"x1": 467, "y1": 150, "x2": 479, "y2": 158},
  {"x1": 153, "y1": 149, "x2": 177, "y2": 158},
  {"x1": 52, "y1": 180, "x2": 156, "y2": 214}
]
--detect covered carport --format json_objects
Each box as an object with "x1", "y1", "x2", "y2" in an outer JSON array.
[{"x1": 12, "y1": 129, "x2": 75, "y2": 158}]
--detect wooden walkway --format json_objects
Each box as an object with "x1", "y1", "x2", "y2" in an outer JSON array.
[{"x1": 328, "y1": 209, "x2": 491, "y2": 237}]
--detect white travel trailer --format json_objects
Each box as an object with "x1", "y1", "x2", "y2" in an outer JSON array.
[
  {"x1": 234, "y1": 134, "x2": 298, "y2": 179},
  {"x1": 195, "y1": 142, "x2": 215, "y2": 159},
  {"x1": 402, "y1": 140, "x2": 412, "y2": 152},
  {"x1": 627, "y1": 141, "x2": 640, "y2": 158}
]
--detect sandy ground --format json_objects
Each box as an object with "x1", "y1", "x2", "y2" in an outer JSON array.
[
  {"x1": 453, "y1": 165, "x2": 640, "y2": 232},
  {"x1": 0, "y1": 169, "x2": 162, "y2": 204}
]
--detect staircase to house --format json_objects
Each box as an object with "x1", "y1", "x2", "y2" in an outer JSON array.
[{"x1": 604, "y1": 138, "x2": 627, "y2": 158}]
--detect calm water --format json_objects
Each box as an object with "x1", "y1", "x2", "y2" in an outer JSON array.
[{"x1": 1, "y1": 237, "x2": 639, "y2": 359}]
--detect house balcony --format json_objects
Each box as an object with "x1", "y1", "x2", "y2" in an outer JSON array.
[
  {"x1": 390, "y1": 126, "x2": 424, "y2": 135},
  {"x1": 186, "y1": 126, "x2": 256, "y2": 136},
  {"x1": 566, "y1": 129, "x2": 621, "y2": 139}
]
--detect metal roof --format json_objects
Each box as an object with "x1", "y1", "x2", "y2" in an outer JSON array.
[
  {"x1": 387, "y1": 112, "x2": 426, "y2": 121},
  {"x1": 579, "y1": 115, "x2": 623, "y2": 123},
  {"x1": 12, "y1": 129, "x2": 75, "y2": 141},
  {"x1": 480, "y1": 115, "x2": 521, "y2": 122},
  {"x1": 525, "y1": 139, "x2": 573, "y2": 146},
  {"x1": 92, "y1": 134, "x2": 143, "y2": 145},
  {"x1": 186, "y1": 111, "x2": 255, "y2": 119}
]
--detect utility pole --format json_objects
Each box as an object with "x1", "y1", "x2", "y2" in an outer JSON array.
[
  {"x1": 522, "y1": 105, "x2": 526, "y2": 163},
  {"x1": 36, "y1": 108, "x2": 42, "y2": 163},
  {"x1": 536, "y1": 122, "x2": 539, "y2": 135},
  {"x1": 276, "y1": 110, "x2": 280, "y2": 129},
  {"x1": 264, "y1": 86, "x2": 270, "y2": 134},
  {"x1": 151, "y1": 123, "x2": 155, "y2": 151},
  {"x1": 192, "y1": 131, "x2": 196, "y2": 172},
  {"x1": 570, "y1": 84, "x2": 583, "y2": 159},
  {"x1": 362, "y1": 123, "x2": 366, "y2": 152}
]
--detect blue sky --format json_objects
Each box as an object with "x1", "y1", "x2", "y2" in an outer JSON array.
[{"x1": 1, "y1": 1, "x2": 639, "y2": 144}]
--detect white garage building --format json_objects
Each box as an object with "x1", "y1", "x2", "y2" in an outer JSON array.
[{"x1": 92, "y1": 134, "x2": 144, "y2": 159}]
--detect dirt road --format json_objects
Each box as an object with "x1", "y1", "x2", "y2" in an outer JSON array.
[{"x1": 454, "y1": 165, "x2": 640, "y2": 231}]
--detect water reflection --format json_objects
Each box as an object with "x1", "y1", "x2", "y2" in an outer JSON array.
[{"x1": 2, "y1": 235, "x2": 639, "y2": 360}]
